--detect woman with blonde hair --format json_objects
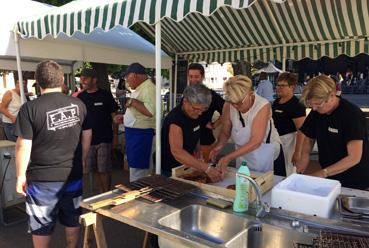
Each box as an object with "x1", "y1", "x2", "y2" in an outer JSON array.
[
  {"x1": 210, "y1": 75, "x2": 285, "y2": 175},
  {"x1": 297, "y1": 75, "x2": 369, "y2": 189}
]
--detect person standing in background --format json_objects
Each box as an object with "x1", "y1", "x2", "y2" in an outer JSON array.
[
  {"x1": 256, "y1": 72, "x2": 274, "y2": 102},
  {"x1": 0, "y1": 80, "x2": 22, "y2": 141},
  {"x1": 78, "y1": 68, "x2": 118, "y2": 192},
  {"x1": 272, "y1": 72, "x2": 306, "y2": 176}
]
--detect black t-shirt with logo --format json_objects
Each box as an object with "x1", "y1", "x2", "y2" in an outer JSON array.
[
  {"x1": 300, "y1": 98, "x2": 369, "y2": 189},
  {"x1": 161, "y1": 105, "x2": 201, "y2": 171},
  {"x1": 78, "y1": 89, "x2": 118, "y2": 145},
  {"x1": 15, "y1": 92, "x2": 91, "y2": 182},
  {"x1": 272, "y1": 96, "x2": 306, "y2": 136}
]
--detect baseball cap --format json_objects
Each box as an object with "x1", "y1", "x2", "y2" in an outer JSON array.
[
  {"x1": 124, "y1": 63, "x2": 146, "y2": 76},
  {"x1": 80, "y1": 68, "x2": 98, "y2": 78}
]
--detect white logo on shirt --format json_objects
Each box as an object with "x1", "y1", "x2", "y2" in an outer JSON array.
[
  {"x1": 47, "y1": 104, "x2": 80, "y2": 131},
  {"x1": 193, "y1": 125, "x2": 200, "y2": 132},
  {"x1": 275, "y1": 110, "x2": 283, "y2": 113},
  {"x1": 94, "y1": 102, "x2": 103, "y2": 106},
  {"x1": 328, "y1": 127, "x2": 338, "y2": 133}
]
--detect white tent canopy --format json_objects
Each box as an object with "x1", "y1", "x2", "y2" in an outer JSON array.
[
  {"x1": 255, "y1": 62, "x2": 283, "y2": 74},
  {"x1": 1, "y1": 0, "x2": 171, "y2": 72}
]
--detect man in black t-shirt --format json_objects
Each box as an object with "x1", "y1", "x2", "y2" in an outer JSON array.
[
  {"x1": 161, "y1": 84, "x2": 222, "y2": 182},
  {"x1": 272, "y1": 72, "x2": 306, "y2": 175},
  {"x1": 298, "y1": 75, "x2": 369, "y2": 190},
  {"x1": 15, "y1": 60, "x2": 92, "y2": 247},
  {"x1": 78, "y1": 68, "x2": 118, "y2": 192},
  {"x1": 187, "y1": 63, "x2": 224, "y2": 162}
]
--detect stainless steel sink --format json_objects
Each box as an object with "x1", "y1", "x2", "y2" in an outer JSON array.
[
  {"x1": 225, "y1": 223, "x2": 315, "y2": 248},
  {"x1": 158, "y1": 204, "x2": 256, "y2": 245}
]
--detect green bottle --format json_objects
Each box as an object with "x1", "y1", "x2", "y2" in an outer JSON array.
[{"x1": 233, "y1": 161, "x2": 250, "y2": 212}]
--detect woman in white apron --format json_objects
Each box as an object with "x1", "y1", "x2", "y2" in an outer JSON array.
[
  {"x1": 210, "y1": 75, "x2": 286, "y2": 176},
  {"x1": 272, "y1": 73, "x2": 306, "y2": 176}
]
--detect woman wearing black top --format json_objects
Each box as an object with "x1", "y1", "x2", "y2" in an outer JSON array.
[
  {"x1": 297, "y1": 75, "x2": 369, "y2": 189},
  {"x1": 272, "y1": 73, "x2": 306, "y2": 175}
]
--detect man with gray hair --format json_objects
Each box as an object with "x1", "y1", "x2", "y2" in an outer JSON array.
[
  {"x1": 160, "y1": 84, "x2": 222, "y2": 182},
  {"x1": 15, "y1": 60, "x2": 92, "y2": 248}
]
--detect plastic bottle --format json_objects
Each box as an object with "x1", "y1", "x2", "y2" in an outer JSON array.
[{"x1": 233, "y1": 161, "x2": 250, "y2": 212}]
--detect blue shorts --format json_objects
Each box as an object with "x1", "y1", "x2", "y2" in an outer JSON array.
[
  {"x1": 125, "y1": 127, "x2": 154, "y2": 169},
  {"x1": 26, "y1": 180, "x2": 83, "y2": 235}
]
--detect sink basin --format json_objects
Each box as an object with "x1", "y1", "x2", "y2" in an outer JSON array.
[
  {"x1": 158, "y1": 204, "x2": 256, "y2": 245},
  {"x1": 225, "y1": 223, "x2": 315, "y2": 248}
]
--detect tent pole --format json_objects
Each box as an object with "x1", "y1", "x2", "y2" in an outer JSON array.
[
  {"x1": 155, "y1": 21, "x2": 162, "y2": 175},
  {"x1": 168, "y1": 62, "x2": 173, "y2": 111},
  {"x1": 173, "y1": 54, "x2": 178, "y2": 109},
  {"x1": 13, "y1": 28, "x2": 26, "y2": 104}
]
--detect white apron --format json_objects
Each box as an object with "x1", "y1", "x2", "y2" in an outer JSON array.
[
  {"x1": 231, "y1": 123, "x2": 274, "y2": 172},
  {"x1": 280, "y1": 132, "x2": 297, "y2": 176}
]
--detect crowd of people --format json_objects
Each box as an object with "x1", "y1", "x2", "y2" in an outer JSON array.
[{"x1": 0, "y1": 60, "x2": 368, "y2": 247}]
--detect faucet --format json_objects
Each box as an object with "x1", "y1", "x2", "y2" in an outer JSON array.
[{"x1": 236, "y1": 172, "x2": 270, "y2": 218}]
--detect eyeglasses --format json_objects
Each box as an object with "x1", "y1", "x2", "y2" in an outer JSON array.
[
  {"x1": 229, "y1": 93, "x2": 250, "y2": 107},
  {"x1": 307, "y1": 99, "x2": 326, "y2": 109},
  {"x1": 189, "y1": 102, "x2": 208, "y2": 113}
]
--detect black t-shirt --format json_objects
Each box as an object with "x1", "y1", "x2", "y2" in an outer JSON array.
[
  {"x1": 161, "y1": 105, "x2": 201, "y2": 171},
  {"x1": 78, "y1": 89, "x2": 118, "y2": 145},
  {"x1": 198, "y1": 90, "x2": 225, "y2": 145},
  {"x1": 272, "y1": 96, "x2": 306, "y2": 136},
  {"x1": 15, "y1": 92, "x2": 91, "y2": 182},
  {"x1": 300, "y1": 98, "x2": 369, "y2": 189}
]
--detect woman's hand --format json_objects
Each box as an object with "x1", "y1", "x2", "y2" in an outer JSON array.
[
  {"x1": 217, "y1": 155, "x2": 231, "y2": 176},
  {"x1": 113, "y1": 114, "x2": 124, "y2": 124},
  {"x1": 291, "y1": 151, "x2": 301, "y2": 165},
  {"x1": 205, "y1": 167, "x2": 223, "y2": 183},
  {"x1": 209, "y1": 144, "x2": 223, "y2": 162}
]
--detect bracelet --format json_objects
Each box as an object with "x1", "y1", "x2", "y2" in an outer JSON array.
[{"x1": 205, "y1": 164, "x2": 212, "y2": 174}]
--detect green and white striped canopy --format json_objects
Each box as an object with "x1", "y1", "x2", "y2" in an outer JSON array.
[{"x1": 17, "y1": 0, "x2": 369, "y2": 64}]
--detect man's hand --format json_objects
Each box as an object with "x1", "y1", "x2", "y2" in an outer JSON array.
[
  {"x1": 82, "y1": 160, "x2": 88, "y2": 174},
  {"x1": 291, "y1": 151, "x2": 301, "y2": 166},
  {"x1": 16, "y1": 175, "x2": 27, "y2": 196},
  {"x1": 10, "y1": 116, "x2": 16, "y2": 124},
  {"x1": 217, "y1": 155, "x2": 231, "y2": 176},
  {"x1": 206, "y1": 122, "x2": 214, "y2": 130},
  {"x1": 113, "y1": 114, "x2": 124, "y2": 124}
]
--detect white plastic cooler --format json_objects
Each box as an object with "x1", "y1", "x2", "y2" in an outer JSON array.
[{"x1": 271, "y1": 174, "x2": 341, "y2": 218}]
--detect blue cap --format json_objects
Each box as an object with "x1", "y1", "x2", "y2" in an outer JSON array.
[{"x1": 124, "y1": 63, "x2": 146, "y2": 76}]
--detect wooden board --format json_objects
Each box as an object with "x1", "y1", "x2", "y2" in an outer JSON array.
[{"x1": 172, "y1": 166, "x2": 273, "y2": 202}]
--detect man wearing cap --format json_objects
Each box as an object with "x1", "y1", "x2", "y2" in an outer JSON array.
[
  {"x1": 78, "y1": 68, "x2": 118, "y2": 192},
  {"x1": 114, "y1": 63, "x2": 155, "y2": 181}
]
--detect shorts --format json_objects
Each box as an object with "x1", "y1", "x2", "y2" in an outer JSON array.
[
  {"x1": 26, "y1": 180, "x2": 83, "y2": 235},
  {"x1": 125, "y1": 127, "x2": 154, "y2": 169},
  {"x1": 87, "y1": 143, "x2": 112, "y2": 173}
]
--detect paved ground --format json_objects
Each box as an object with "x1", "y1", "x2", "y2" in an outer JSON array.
[{"x1": 0, "y1": 153, "x2": 147, "y2": 248}]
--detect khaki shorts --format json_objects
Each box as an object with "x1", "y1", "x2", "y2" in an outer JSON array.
[{"x1": 87, "y1": 143, "x2": 112, "y2": 173}]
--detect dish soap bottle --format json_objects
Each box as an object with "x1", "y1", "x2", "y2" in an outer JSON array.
[{"x1": 233, "y1": 161, "x2": 250, "y2": 212}]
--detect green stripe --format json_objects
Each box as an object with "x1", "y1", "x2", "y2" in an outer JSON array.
[
  {"x1": 329, "y1": 0, "x2": 344, "y2": 37},
  {"x1": 346, "y1": 41, "x2": 351, "y2": 55},
  {"x1": 70, "y1": 13, "x2": 75, "y2": 35},
  {"x1": 175, "y1": 21, "x2": 205, "y2": 51},
  {"x1": 63, "y1": 14, "x2": 67, "y2": 33},
  {"x1": 102, "y1": 4, "x2": 109, "y2": 30},
  {"x1": 192, "y1": 14, "x2": 225, "y2": 49},
  {"x1": 128, "y1": 0, "x2": 137, "y2": 27},
  {"x1": 325, "y1": 43, "x2": 330, "y2": 57},
  {"x1": 44, "y1": 16, "x2": 49, "y2": 35},
  {"x1": 209, "y1": 0, "x2": 218, "y2": 14},
  {"x1": 242, "y1": 8, "x2": 267, "y2": 45},
  {"x1": 31, "y1": 21, "x2": 35, "y2": 36},
  {"x1": 236, "y1": 9, "x2": 258, "y2": 45},
  {"x1": 109, "y1": 3, "x2": 118, "y2": 29},
  {"x1": 268, "y1": 4, "x2": 290, "y2": 43},
  {"x1": 333, "y1": 43, "x2": 338, "y2": 57},
  {"x1": 225, "y1": 0, "x2": 232, "y2": 5},
  {"x1": 310, "y1": 0, "x2": 328, "y2": 40},
  {"x1": 50, "y1": 15, "x2": 54, "y2": 36},
  {"x1": 85, "y1": 9, "x2": 91, "y2": 33},
  {"x1": 365, "y1": 40, "x2": 369, "y2": 54},
  {"x1": 181, "y1": 17, "x2": 212, "y2": 50},
  {"x1": 37, "y1": 19, "x2": 41, "y2": 38},
  {"x1": 227, "y1": 8, "x2": 252, "y2": 45},
  {"x1": 255, "y1": 1, "x2": 282, "y2": 43},
  {"x1": 165, "y1": 20, "x2": 192, "y2": 51},
  {"x1": 185, "y1": 15, "x2": 219, "y2": 49},
  {"x1": 196, "y1": 0, "x2": 204, "y2": 12},
  {"x1": 119, "y1": 2, "x2": 127, "y2": 25},
  {"x1": 160, "y1": 21, "x2": 185, "y2": 51},
  {"x1": 356, "y1": 0, "x2": 367, "y2": 37},
  {"x1": 94, "y1": 7, "x2": 100, "y2": 28},
  {"x1": 56, "y1": 15, "x2": 60, "y2": 34},
  {"x1": 161, "y1": 0, "x2": 168, "y2": 18},
  {"x1": 282, "y1": 1, "x2": 303, "y2": 42},
  {"x1": 216, "y1": 9, "x2": 240, "y2": 47},
  {"x1": 346, "y1": 0, "x2": 358, "y2": 35},
  {"x1": 149, "y1": 0, "x2": 156, "y2": 24},
  {"x1": 335, "y1": 1, "x2": 348, "y2": 36},
  {"x1": 301, "y1": 1, "x2": 319, "y2": 41},
  {"x1": 138, "y1": 0, "x2": 146, "y2": 20},
  {"x1": 170, "y1": 0, "x2": 179, "y2": 20},
  {"x1": 252, "y1": 4, "x2": 278, "y2": 44},
  {"x1": 77, "y1": 11, "x2": 82, "y2": 31},
  {"x1": 355, "y1": 40, "x2": 360, "y2": 55},
  {"x1": 183, "y1": 0, "x2": 191, "y2": 16},
  {"x1": 320, "y1": 0, "x2": 336, "y2": 39},
  {"x1": 294, "y1": 1, "x2": 312, "y2": 41}
]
